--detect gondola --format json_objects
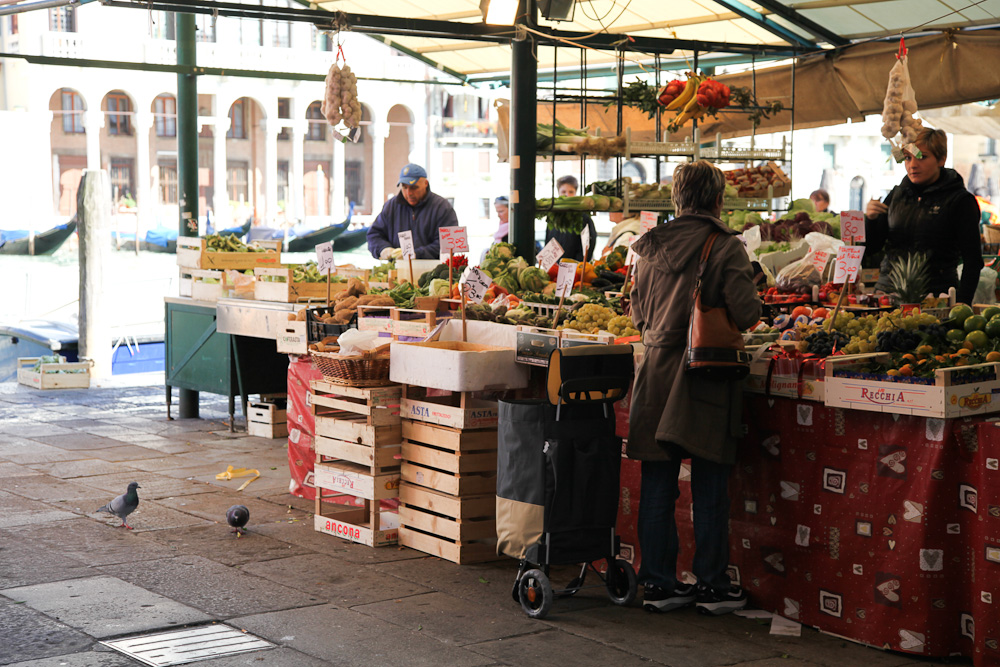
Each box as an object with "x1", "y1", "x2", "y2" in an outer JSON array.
[
  {"x1": 0, "y1": 219, "x2": 77, "y2": 255},
  {"x1": 112, "y1": 226, "x2": 178, "y2": 253},
  {"x1": 332, "y1": 225, "x2": 370, "y2": 252},
  {"x1": 286, "y1": 202, "x2": 355, "y2": 252}
]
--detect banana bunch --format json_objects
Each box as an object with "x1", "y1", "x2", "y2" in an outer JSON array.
[{"x1": 663, "y1": 73, "x2": 710, "y2": 133}]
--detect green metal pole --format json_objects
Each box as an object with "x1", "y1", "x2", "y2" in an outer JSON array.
[
  {"x1": 509, "y1": 0, "x2": 537, "y2": 264},
  {"x1": 176, "y1": 13, "x2": 199, "y2": 238}
]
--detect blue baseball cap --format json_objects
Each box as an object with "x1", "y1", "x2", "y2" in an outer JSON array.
[{"x1": 398, "y1": 164, "x2": 427, "y2": 186}]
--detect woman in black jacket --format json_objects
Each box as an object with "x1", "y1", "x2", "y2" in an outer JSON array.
[{"x1": 865, "y1": 128, "x2": 983, "y2": 304}]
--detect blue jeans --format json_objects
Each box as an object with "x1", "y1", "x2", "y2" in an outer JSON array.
[{"x1": 637, "y1": 448, "x2": 733, "y2": 592}]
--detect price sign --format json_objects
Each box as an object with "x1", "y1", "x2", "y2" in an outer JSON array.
[
  {"x1": 398, "y1": 230, "x2": 415, "y2": 260},
  {"x1": 833, "y1": 245, "x2": 865, "y2": 284},
  {"x1": 536, "y1": 238, "x2": 564, "y2": 271},
  {"x1": 581, "y1": 225, "x2": 591, "y2": 260},
  {"x1": 460, "y1": 266, "x2": 492, "y2": 304},
  {"x1": 625, "y1": 236, "x2": 639, "y2": 267},
  {"x1": 812, "y1": 250, "x2": 830, "y2": 275},
  {"x1": 840, "y1": 211, "x2": 865, "y2": 243},
  {"x1": 439, "y1": 226, "x2": 469, "y2": 253},
  {"x1": 555, "y1": 261, "x2": 576, "y2": 298},
  {"x1": 639, "y1": 211, "x2": 658, "y2": 235},
  {"x1": 315, "y1": 241, "x2": 334, "y2": 274}
]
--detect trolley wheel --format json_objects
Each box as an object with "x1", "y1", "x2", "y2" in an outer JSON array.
[
  {"x1": 606, "y1": 558, "x2": 637, "y2": 606},
  {"x1": 518, "y1": 569, "x2": 554, "y2": 619}
]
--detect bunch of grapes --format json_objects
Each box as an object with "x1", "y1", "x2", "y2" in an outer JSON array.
[
  {"x1": 805, "y1": 330, "x2": 849, "y2": 356},
  {"x1": 608, "y1": 315, "x2": 639, "y2": 337},
  {"x1": 875, "y1": 329, "x2": 923, "y2": 353},
  {"x1": 562, "y1": 303, "x2": 615, "y2": 333}
]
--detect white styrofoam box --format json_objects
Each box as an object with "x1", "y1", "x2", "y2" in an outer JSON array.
[
  {"x1": 758, "y1": 239, "x2": 808, "y2": 278},
  {"x1": 396, "y1": 259, "x2": 441, "y2": 285},
  {"x1": 390, "y1": 340, "x2": 529, "y2": 392},
  {"x1": 438, "y1": 319, "x2": 518, "y2": 348}
]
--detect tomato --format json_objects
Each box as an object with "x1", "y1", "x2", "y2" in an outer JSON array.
[
  {"x1": 790, "y1": 305, "x2": 812, "y2": 320},
  {"x1": 812, "y1": 307, "x2": 829, "y2": 319}
]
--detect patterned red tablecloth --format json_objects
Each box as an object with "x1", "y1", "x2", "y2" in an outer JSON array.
[{"x1": 615, "y1": 392, "x2": 1000, "y2": 666}]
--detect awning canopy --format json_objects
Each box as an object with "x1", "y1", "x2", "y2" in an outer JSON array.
[{"x1": 311, "y1": 0, "x2": 1000, "y2": 81}]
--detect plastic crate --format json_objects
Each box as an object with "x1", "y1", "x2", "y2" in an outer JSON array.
[{"x1": 306, "y1": 308, "x2": 358, "y2": 344}]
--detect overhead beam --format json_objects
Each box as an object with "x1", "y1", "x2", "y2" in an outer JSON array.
[
  {"x1": 707, "y1": 0, "x2": 817, "y2": 48},
  {"x1": 752, "y1": 0, "x2": 848, "y2": 45}
]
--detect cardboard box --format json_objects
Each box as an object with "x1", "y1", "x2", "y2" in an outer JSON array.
[
  {"x1": 390, "y1": 340, "x2": 529, "y2": 392},
  {"x1": 824, "y1": 353, "x2": 1000, "y2": 418}
]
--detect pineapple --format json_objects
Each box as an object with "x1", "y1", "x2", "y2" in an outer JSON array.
[{"x1": 887, "y1": 252, "x2": 930, "y2": 305}]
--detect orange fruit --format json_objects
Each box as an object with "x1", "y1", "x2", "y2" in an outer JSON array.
[
  {"x1": 987, "y1": 351, "x2": 1000, "y2": 363},
  {"x1": 899, "y1": 364, "x2": 913, "y2": 376},
  {"x1": 886, "y1": 369, "x2": 900, "y2": 376},
  {"x1": 954, "y1": 358, "x2": 969, "y2": 366},
  {"x1": 956, "y1": 348, "x2": 972, "y2": 356}
]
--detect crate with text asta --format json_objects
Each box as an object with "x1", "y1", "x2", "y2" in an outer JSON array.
[
  {"x1": 397, "y1": 398, "x2": 500, "y2": 564},
  {"x1": 311, "y1": 380, "x2": 402, "y2": 547}
]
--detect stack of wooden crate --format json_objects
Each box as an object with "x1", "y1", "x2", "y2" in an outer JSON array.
[
  {"x1": 397, "y1": 385, "x2": 500, "y2": 564},
  {"x1": 311, "y1": 380, "x2": 402, "y2": 547}
]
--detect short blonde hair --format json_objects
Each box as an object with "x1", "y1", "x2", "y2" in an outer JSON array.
[
  {"x1": 672, "y1": 161, "x2": 726, "y2": 215},
  {"x1": 915, "y1": 128, "x2": 948, "y2": 161}
]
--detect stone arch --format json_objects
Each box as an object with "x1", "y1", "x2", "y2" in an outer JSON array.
[
  {"x1": 225, "y1": 96, "x2": 267, "y2": 223},
  {"x1": 384, "y1": 103, "x2": 414, "y2": 199},
  {"x1": 49, "y1": 87, "x2": 88, "y2": 216}
]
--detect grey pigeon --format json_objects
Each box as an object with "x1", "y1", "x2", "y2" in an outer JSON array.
[
  {"x1": 96, "y1": 481, "x2": 140, "y2": 529},
  {"x1": 226, "y1": 505, "x2": 250, "y2": 536}
]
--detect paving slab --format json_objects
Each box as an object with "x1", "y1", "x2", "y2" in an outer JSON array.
[
  {"x1": 465, "y1": 628, "x2": 656, "y2": 667},
  {"x1": 0, "y1": 475, "x2": 109, "y2": 503},
  {"x1": 0, "y1": 596, "x2": 95, "y2": 664},
  {"x1": 27, "y1": 459, "x2": 140, "y2": 479},
  {"x1": 736, "y1": 622, "x2": 925, "y2": 667},
  {"x1": 123, "y1": 450, "x2": 245, "y2": 473},
  {"x1": 0, "y1": 490, "x2": 78, "y2": 528},
  {"x1": 241, "y1": 554, "x2": 433, "y2": 606},
  {"x1": 0, "y1": 443, "x2": 90, "y2": 466},
  {"x1": 232, "y1": 603, "x2": 497, "y2": 667},
  {"x1": 540, "y1": 605, "x2": 783, "y2": 667},
  {"x1": 87, "y1": 500, "x2": 215, "y2": 532},
  {"x1": 0, "y1": 424, "x2": 76, "y2": 438},
  {"x1": 46, "y1": 419, "x2": 114, "y2": 429},
  {"x1": 0, "y1": 461, "x2": 45, "y2": 477},
  {"x1": 68, "y1": 445, "x2": 168, "y2": 462},
  {"x1": 75, "y1": 472, "x2": 217, "y2": 500},
  {"x1": 0, "y1": 538, "x2": 94, "y2": 588},
  {"x1": 1, "y1": 575, "x2": 213, "y2": 639},
  {"x1": 99, "y1": 554, "x2": 323, "y2": 618},
  {"x1": 28, "y1": 434, "x2": 124, "y2": 451},
  {"x1": 3, "y1": 649, "x2": 136, "y2": 667},
  {"x1": 80, "y1": 425, "x2": 152, "y2": 439},
  {"x1": 4, "y1": 517, "x2": 180, "y2": 566},
  {"x1": 154, "y1": 647, "x2": 333, "y2": 667},
  {"x1": 139, "y1": 523, "x2": 313, "y2": 566},
  {"x1": 353, "y1": 591, "x2": 538, "y2": 647},
  {"x1": 155, "y1": 492, "x2": 311, "y2": 526}
]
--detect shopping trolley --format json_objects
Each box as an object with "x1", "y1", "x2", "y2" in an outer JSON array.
[{"x1": 496, "y1": 344, "x2": 637, "y2": 619}]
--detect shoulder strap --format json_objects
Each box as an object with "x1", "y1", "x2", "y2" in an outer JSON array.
[{"x1": 696, "y1": 232, "x2": 722, "y2": 280}]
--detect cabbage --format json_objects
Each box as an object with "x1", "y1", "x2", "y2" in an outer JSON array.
[
  {"x1": 485, "y1": 242, "x2": 516, "y2": 261},
  {"x1": 506, "y1": 256, "x2": 529, "y2": 279},
  {"x1": 518, "y1": 266, "x2": 549, "y2": 292},
  {"x1": 789, "y1": 198, "x2": 815, "y2": 213},
  {"x1": 428, "y1": 279, "x2": 451, "y2": 297},
  {"x1": 494, "y1": 270, "x2": 520, "y2": 294},
  {"x1": 481, "y1": 256, "x2": 504, "y2": 276}
]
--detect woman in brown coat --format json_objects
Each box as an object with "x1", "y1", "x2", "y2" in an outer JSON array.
[{"x1": 628, "y1": 161, "x2": 761, "y2": 616}]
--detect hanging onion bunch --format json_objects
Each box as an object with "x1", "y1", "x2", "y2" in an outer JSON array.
[
  {"x1": 321, "y1": 62, "x2": 362, "y2": 130},
  {"x1": 880, "y1": 53, "x2": 923, "y2": 160}
]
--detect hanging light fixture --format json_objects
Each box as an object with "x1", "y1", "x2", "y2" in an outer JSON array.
[
  {"x1": 479, "y1": 0, "x2": 518, "y2": 25},
  {"x1": 538, "y1": 0, "x2": 575, "y2": 22}
]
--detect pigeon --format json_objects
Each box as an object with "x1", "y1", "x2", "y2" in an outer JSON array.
[
  {"x1": 96, "y1": 481, "x2": 141, "y2": 529},
  {"x1": 226, "y1": 505, "x2": 250, "y2": 537}
]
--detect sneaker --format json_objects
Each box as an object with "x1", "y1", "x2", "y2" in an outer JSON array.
[
  {"x1": 643, "y1": 582, "x2": 697, "y2": 612},
  {"x1": 695, "y1": 584, "x2": 748, "y2": 615}
]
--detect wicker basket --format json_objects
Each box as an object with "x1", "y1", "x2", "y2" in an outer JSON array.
[
  {"x1": 984, "y1": 224, "x2": 1000, "y2": 245},
  {"x1": 310, "y1": 344, "x2": 392, "y2": 387}
]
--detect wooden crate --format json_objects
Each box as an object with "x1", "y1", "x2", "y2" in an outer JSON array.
[
  {"x1": 185, "y1": 268, "x2": 228, "y2": 302},
  {"x1": 316, "y1": 435, "x2": 400, "y2": 475},
  {"x1": 398, "y1": 483, "x2": 498, "y2": 564},
  {"x1": 314, "y1": 461, "x2": 400, "y2": 501},
  {"x1": 402, "y1": 419, "x2": 497, "y2": 454},
  {"x1": 400, "y1": 385, "x2": 498, "y2": 430},
  {"x1": 358, "y1": 305, "x2": 395, "y2": 335},
  {"x1": 314, "y1": 506, "x2": 399, "y2": 548},
  {"x1": 247, "y1": 400, "x2": 288, "y2": 438},
  {"x1": 176, "y1": 237, "x2": 281, "y2": 270},
  {"x1": 17, "y1": 357, "x2": 90, "y2": 390},
  {"x1": 391, "y1": 308, "x2": 448, "y2": 340},
  {"x1": 824, "y1": 353, "x2": 1000, "y2": 418},
  {"x1": 401, "y1": 461, "x2": 496, "y2": 496},
  {"x1": 276, "y1": 320, "x2": 308, "y2": 355},
  {"x1": 311, "y1": 380, "x2": 402, "y2": 476},
  {"x1": 253, "y1": 267, "x2": 350, "y2": 303}
]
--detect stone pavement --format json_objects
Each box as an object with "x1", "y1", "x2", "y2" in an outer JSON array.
[{"x1": 0, "y1": 378, "x2": 960, "y2": 667}]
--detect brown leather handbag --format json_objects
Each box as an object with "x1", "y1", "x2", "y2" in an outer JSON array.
[{"x1": 686, "y1": 232, "x2": 751, "y2": 380}]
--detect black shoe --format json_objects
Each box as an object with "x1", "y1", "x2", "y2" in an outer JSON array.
[
  {"x1": 695, "y1": 584, "x2": 747, "y2": 615},
  {"x1": 643, "y1": 582, "x2": 696, "y2": 612}
]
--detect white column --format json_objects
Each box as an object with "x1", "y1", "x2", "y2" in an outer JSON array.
[
  {"x1": 133, "y1": 110, "x2": 153, "y2": 232},
  {"x1": 213, "y1": 114, "x2": 230, "y2": 228},
  {"x1": 84, "y1": 109, "x2": 103, "y2": 171},
  {"x1": 411, "y1": 122, "x2": 428, "y2": 170},
  {"x1": 332, "y1": 135, "x2": 346, "y2": 222},
  {"x1": 291, "y1": 119, "x2": 306, "y2": 222},
  {"x1": 264, "y1": 120, "x2": 279, "y2": 225},
  {"x1": 370, "y1": 120, "x2": 385, "y2": 208}
]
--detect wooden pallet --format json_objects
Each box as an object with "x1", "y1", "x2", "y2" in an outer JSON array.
[{"x1": 398, "y1": 483, "x2": 498, "y2": 564}]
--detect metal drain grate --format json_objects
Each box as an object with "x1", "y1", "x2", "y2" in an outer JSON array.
[{"x1": 101, "y1": 624, "x2": 274, "y2": 666}]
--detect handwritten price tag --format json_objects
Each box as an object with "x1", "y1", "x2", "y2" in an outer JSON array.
[
  {"x1": 439, "y1": 226, "x2": 469, "y2": 253},
  {"x1": 833, "y1": 245, "x2": 865, "y2": 284},
  {"x1": 581, "y1": 225, "x2": 591, "y2": 260},
  {"x1": 840, "y1": 211, "x2": 865, "y2": 244},
  {"x1": 812, "y1": 250, "x2": 830, "y2": 275},
  {"x1": 640, "y1": 211, "x2": 658, "y2": 235},
  {"x1": 315, "y1": 241, "x2": 334, "y2": 274},
  {"x1": 460, "y1": 266, "x2": 492, "y2": 304},
  {"x1": 398, "y1": 230, "x2": 415, "y2": 260},
  {"x1": 536, "y1": 238, "x2": 564, "y2": 272},
  {"x1": 555, "y1": 261, "x2": 576, "y2": 298}
]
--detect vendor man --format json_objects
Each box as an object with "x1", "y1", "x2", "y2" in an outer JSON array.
[{"x1": 367, "y1": 163, "x2": 459, "y2": 260}]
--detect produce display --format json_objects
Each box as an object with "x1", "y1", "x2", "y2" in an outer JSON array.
[
  {"x1": 203, "y1": 234, "x2": 271, "y2": 253},
  {"x1": 722, "y1": 200, "x2": 840, "y2": 239},
  {"x1": 723, "y1": 163, "x2": 789, "y2": 198},
  {"x1": 260, "y1": 262, "x2": 347, "y2": 283},
  {"x1": 657, "y1": 74, "x2": 732, "y2": 132},
  {"x1": 370, "y1": 261, "x2": 394, "y2": 282},
  {"x1": 535, "y1": 194, "x2": 623, "y2": 233},
  {"x1": 322, "y1": 62, "x2": 361, "y2": 130},
  {"x1": 536, "y1": 119, "x2": 626, "y2": 159}
]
